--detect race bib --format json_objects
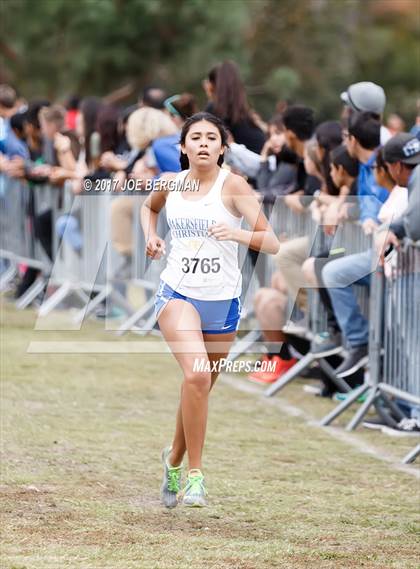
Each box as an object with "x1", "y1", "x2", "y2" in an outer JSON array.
[{"x1": 177, "y1": 239, "x2": 224, "y2": 287}]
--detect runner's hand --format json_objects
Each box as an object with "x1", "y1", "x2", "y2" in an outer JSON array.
[
  {"x1": 146, "y1": 235, "x2": 166, "y2": 259},
  {"x1": 208, "y1": 223, "x2": 237, "y2": 241}
]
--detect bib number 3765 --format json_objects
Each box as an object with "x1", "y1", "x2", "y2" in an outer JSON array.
[{"x1": 181, "y1": 257, "x2": 221, "y2": 274}]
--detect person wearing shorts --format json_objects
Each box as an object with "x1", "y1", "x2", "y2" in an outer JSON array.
[{"x1": 140, "y1": 112, "x2": 279, "y2": 508}]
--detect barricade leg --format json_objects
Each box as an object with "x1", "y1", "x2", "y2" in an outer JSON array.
[
  {"x1": 402, "y1": 444, "x2": 420, "y2": 464},
  {"x1": 0, "y1": 262, "x2": 17, "y2": 291},
  {"x1": 15, "y1": 277, "x2": 47, "y2": 310},
  {"x1": 376, "y1": 391, "x2": 406, "y2": 424},
  {"x1": 116, "y1": 296, "x2": 156, "y2": 335},
  {"x1": 318, "y1": 359, "x2": 351, "y2": 393},
  {"x1": 319, "y1": 383, "x2": 371, "y2": 426},
  {"x1": 38, "y1": 282, "x2": 73, "y2": 317},
  {"x1": 264, "y1": 352, "x2": 315, "y2": 397},
  {"x1": 74, "y1": 288, "x2": 90, "y2": 305},
  {"x1": 133, "y1": 310, "x2": 159, "y2": 336},
  {"x1": 108, "y1": 287, "x2": 135, "y2": 317},
  {"x1": 346, "y1": 386, "x2": 379, "y2": 431},
  {"x1": 227, "y1": 330, "x2": 262, "y2": 362},
  {"x1": 73, "y1": 285, "x2": 110, "y2": 325},
  {"x1": 72, "y1": 284, "x2": 134, "y2": 325}
]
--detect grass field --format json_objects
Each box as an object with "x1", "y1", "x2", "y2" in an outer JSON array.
[{"x1": 1, "y1": 302, "x2": 419, "y2": 569}]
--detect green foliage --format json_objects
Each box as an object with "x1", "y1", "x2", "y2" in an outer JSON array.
[
  {"x1": 265, "y1": 67, "x2": 301, "y2": 100},
  {"x1": 1, "y1": 0, "x2": 418, "y2": 121}
]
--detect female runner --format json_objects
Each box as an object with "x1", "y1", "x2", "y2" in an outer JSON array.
[{"x1": 141, "y1": 112, "x2": 280, "y2": 508}]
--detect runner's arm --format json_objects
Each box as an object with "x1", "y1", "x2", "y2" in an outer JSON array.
[
  {"x1": 140, "y1": 173, "x2": 174, "y2": 240},
  {"x1": 209, "y1": 174, "x2": 280, "y2": 255}
]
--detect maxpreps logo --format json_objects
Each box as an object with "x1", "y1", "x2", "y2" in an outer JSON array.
[{"x1": 192, "y1": 357, "x2": 276, "y2": 374}]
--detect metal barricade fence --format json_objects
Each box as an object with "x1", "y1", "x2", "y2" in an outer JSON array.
[
  {"x1": 117, "y1": 194, "x2": 170, "y2": 335},
  {"x1": 0, "y1": 175, "x2": 32, "y2": 270},
  {"x1": 0, "y1": 175, "x2": 58, "y2": 305},
  {"x1": 382, "y1": 241, "x2": 420, "y2": 401},
  {"x1": 320, "y1": 240, "x2": 420, "y2": 463},
  {"x1": 331, "y1": 221, "x2": 372, "y2": 319},
  {"x1": 39, "y1": 187, "x2": 133, "y2": 323},
  {"x1": 228, "y1": 198, "x2": 313, "y2": 359},
  {"x1": 265, "y1": 217, "x2": 372, "y2": 397},
  {"x1": 380, "y1": 241, "x2": 420, "y2": 463}
]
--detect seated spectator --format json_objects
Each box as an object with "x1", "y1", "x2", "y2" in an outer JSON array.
[
  {"x1": 314, "y1": 120, "x2": 342, "y2": 195},
  {"x1": 321, "y1": 148, "x2": 408, "y2": 378},
  {"x1": 275, "y1": 105, "x2": 318, "y2": 307},
  {"x1": 409, "y1": 100, "x2": 420, "y2": 139},
  {"x1": 302, "y1": 146, "x2": 360, "y2": 359},
  {"x1": 343, "y1": 111, "x2": 389, "y2": 234},
  {"x1": 249, "y1": 106, "x2": 318, "y2": 383},
  {"x1": 377, "y1": 132, "x2": 420, "y2": 248},
  {"x1": 340, "y1": 81, "x2": 391, "y2": 144}
]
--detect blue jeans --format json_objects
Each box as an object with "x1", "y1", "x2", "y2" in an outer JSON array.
[
  {"x1": 56, "y1": 214, "x2": 83, "y2": 252},
  {"x1": 322, "y1": 249, "x2": 372, "y2": 347}
]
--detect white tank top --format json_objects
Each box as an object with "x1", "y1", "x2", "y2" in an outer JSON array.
[{"x1": 160, "y1": 168, "x2": 243, "y2": 300}]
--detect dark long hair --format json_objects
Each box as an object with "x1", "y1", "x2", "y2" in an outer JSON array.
[
  {"x1": 208, "y1": 61, "x2": 251, "y2": 125},
  {"x1": 96, "y1": 105, "x2": 119, "y2": 153},
  {"x1": 179, "y1": 112, "x2": 229, "y2": 170},
  {"x1": 315, "y1": 121, "x2": 343, "y2": 195},
  {"x1": 330, "y1": 144, "x2": 359, "y2": 178}
]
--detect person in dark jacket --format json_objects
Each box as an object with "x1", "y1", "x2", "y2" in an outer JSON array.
[
  {"x1": 256, "y1": 114, "x2": 298, "y2": 199},
  {"x1": 203, "y1": 60, "x2": 266, "y2": 154}
]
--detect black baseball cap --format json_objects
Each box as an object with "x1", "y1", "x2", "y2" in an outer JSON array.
[{"x1": 383, "y1": 133, "x2": 420, "y2": 165}]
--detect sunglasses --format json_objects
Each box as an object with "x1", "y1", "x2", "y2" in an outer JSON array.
[{"x1": 164, "y1": 95, "x2": 182, "y2": 118}]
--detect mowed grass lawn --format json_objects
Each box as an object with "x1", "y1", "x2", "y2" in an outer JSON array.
[{"x1": 1, "y1": 302, "x2": 419, "y2": 569}]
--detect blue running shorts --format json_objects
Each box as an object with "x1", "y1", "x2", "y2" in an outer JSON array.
[{"x1": 154, "y1": 280, "x2": 241, "y2": 334}]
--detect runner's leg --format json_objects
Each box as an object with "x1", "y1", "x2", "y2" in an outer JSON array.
[{"x1": 158, "y1": 299, "x2": 210, "y2": 471}]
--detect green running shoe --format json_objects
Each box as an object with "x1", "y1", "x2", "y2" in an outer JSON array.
[
  {"x1": 181, "y1": 469, "x2": 208, "y2": 507},
  {"x1": 161, "y1": 446, "x2": 183, "y2": 508}
]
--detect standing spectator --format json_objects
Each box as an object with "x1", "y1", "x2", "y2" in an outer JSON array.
[
  {"x1": 256, "y1": 114, "x2": 298, "y2": 197},
  {"x1": 23, "y1": 100, "x2": 50, "y2": 162},
  {"x1": 39, "y1": 104, "x2": 80, "y2": 170},
  {"x1": 139, "y1": 86, "x2": 167, "y2": 110},
  {"x1": 64, "y1": 95, "x2": 80, "y2": 131},
  {"x1": 0, "y1": 84, "x2": 29, "y2": 160},
  {"x1": 110, "y1": 108, "x2": 178, "y2": 259},
  {"x1": 204, "y1": 60, "x2": 266, "y2": 153}
]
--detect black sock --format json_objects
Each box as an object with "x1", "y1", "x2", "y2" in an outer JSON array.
[
  {"x1": 266, "y1": 343, "x2": 292, "y2": 360},
  {"x1": 285, "y1": 334, "x2": 310, "y2": 356},
  {"x1": 279, "y1": 343, "x2": 292, "y2": 360}
]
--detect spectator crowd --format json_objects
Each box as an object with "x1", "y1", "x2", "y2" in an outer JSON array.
[{"x1": 1, "y1": 61, "x2": 419, "y2": 434}]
